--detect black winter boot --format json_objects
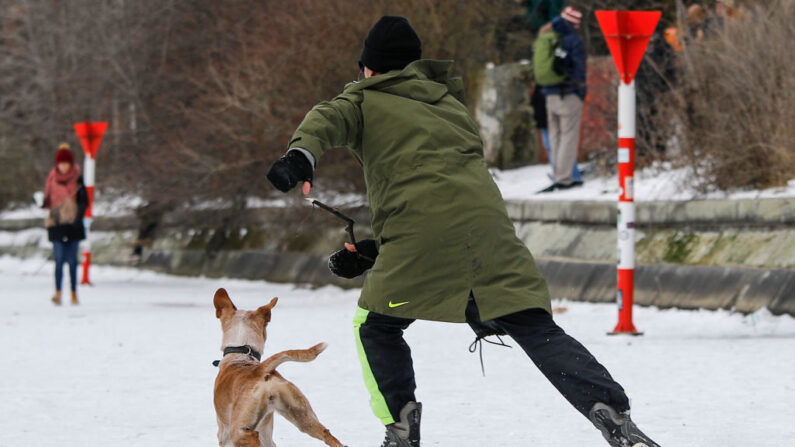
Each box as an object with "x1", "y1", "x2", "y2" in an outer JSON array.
[
  {"x1": 589, "y1": 403, "x2": 661, "y2": 447},
  {"x1": 380, "y1": 401, "x2": 421, "y2": 447}
]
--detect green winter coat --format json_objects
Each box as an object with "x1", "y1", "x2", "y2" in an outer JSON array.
[{"x1": 289, "y1": 60, "x2": 551, "y2": 322}]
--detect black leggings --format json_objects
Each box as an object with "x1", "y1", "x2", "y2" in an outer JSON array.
[{"x1": 356, "y1": 295, "x2": 630, "y2": 423}]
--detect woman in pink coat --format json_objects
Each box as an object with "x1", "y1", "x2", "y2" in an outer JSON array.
[{"x1": 43, "y1": 143, "x2": 88, "y2": 305}]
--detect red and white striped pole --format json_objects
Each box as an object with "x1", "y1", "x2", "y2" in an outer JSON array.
[
  {"x1": 74, "y1": 122, "x2": 108, "y2": 285},
  {"x1": 613, "y1": 81, "x2": 639, "y2": 334},
  {"x1": 81, "y1": 150, "x2": 95, "y2": 285},
  {"x1": 595, "y1": 10, "x2": 660, "y2": 335}
]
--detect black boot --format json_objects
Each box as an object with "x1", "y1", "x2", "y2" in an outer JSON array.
[
  {"x1": 589, "y1": 403, "x2": 661, "y2": 447},
  {"x1": 380, "y1": 401, "x2": 421, "y2": 447}
]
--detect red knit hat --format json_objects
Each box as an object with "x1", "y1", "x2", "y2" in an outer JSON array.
[
  {"x1": 55, "y1": 142, "x2": 74, "y2": 166},
  {"x1": 561, "y1": 6, "x2": 583, "y2": 28}
]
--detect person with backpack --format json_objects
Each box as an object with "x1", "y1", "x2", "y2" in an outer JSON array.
[
  {"x1": 533, "y1": 7, "x2": 586, "y2": 193},
  {"x1": 266, "y1": 15, "x2": 660, "y2": 447},
  {"x1": 531, "y1": 84, "x2": 583, "y2": 184}
]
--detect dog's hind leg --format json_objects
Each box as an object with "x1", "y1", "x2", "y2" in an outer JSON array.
[
  {"x1": 257, "y1": 413, "x2": 276, "y2": 447},
  {"x1": 276, "y1": 381, "x2": 343, "y2": 447},
  {"x1": 230, "y1": 428, "x2": 260, "y2": 447}
]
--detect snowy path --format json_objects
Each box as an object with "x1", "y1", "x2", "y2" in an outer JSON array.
[{"x1": 2, "y1": 256, "x2": 794, "y2": 446}]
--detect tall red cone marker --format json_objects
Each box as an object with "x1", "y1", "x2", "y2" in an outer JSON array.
[
  {"x1": 74, "y1": 122, "x2": 108, "y2": 285},
  {"x1": 595, "y1": 11, "x2": 661, "y2": 335}
]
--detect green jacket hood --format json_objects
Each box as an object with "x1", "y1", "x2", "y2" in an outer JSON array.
[{"x1": 346, "y1": 59, "x2": 464, "y2": 104}]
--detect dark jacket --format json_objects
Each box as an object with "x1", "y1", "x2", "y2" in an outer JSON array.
[
  {"x1": 635, "y1": 23, "x2": 677, "y2": 104},
  {"x1": 541, "y1": 17, "x2": 587, "y2": 100},
  {"x1": 288, "y1": 60, "x2": 551, "y2": 322},
  {"x1": 521, "y1": 0, "x2": 563, "y2": 31},
  {"x1": 47, "y1": 176, "x2": 88, "y2": 243}
]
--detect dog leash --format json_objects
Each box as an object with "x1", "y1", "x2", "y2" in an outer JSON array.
[{"x1": 305, "y1": 198, "x2": 374, "y2": 262}]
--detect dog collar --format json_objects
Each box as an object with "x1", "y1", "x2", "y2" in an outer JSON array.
[{"x1": 212, "y1": 345, "x2": 262, "y2": 367}]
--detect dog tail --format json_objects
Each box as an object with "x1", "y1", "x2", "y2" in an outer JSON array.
[{"x1": 259, "y1": 342, "x2": 328, "y2": 375}]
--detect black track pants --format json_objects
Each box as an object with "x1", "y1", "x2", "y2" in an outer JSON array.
[
  {"x1": 354, "y1": 307, "x2": 417, "y2": 424},
  {"x1": 354, "y1": 297, "x2": 630, "y2": 424},
  {"x1": 466, "y1": 297, "x2": 630, "y2": 416}
]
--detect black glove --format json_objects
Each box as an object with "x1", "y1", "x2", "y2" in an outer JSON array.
[
  {"x1": 266, "y1": 150, "x2": 313, "y2": 193},
  {"x1": 328, "y1": 239, "x2": 379, "y2": 279}
]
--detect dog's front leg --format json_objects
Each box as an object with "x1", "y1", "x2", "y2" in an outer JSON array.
[
  {"x1": 257, "y1": 412, "x2": 276, "y2": 447},
  {"x1": 229, "y1": 391, "x2": 272, "y2": 447},
  {"x1": 216, "y1": 416, "x2": 232, "y2": 447}
]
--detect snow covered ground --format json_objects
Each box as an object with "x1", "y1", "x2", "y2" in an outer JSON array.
[
  {"x1": 2, "y1": 256, "x2": 795, "y2": 446},
  {"x1": 491, "y1": 162, "x2": 795, "y2": 202}
]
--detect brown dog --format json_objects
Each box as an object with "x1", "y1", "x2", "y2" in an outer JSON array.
[{"x1": 213, "y1": 288, "x2": 344, "y2": 447}]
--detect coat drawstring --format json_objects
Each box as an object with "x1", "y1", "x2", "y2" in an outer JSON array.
[{"x1": 468, "y1": 334, "x2": 512, "y2": 376}]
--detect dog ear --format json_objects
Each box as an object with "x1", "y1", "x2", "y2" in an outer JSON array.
[
  {"x1": 254, "y1": 297, "x2": 278, "y2": 324},
  {"x1": 214, "y1": 288, "x2": 237, "y2": 319}
]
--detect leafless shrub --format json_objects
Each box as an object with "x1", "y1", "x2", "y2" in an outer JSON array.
[
  {"x1": 1, "y1": 0, "x2": 504, "y2": 219},
  {"x1": 0, "y1": 0, "x2": 181, "y2": 206},
  {"x1": 179, "y1": 0, "x2": 504, "y2": 199},
  {"x1": 673, "y1": 0, "x2": 795, "y2": 191}
]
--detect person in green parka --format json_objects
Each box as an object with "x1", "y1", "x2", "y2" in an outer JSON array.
[{"x1": 267, "y1": 16, "x2": 660, "y2": 447}]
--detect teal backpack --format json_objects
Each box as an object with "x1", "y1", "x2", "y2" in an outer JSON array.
[{"x1": 533, "y1": 32, "x2": 567, "y2": 86}]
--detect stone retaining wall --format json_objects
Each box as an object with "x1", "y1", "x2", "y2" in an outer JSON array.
[
  {"x1": 538, "y1": 258, "x2": 795, "y2": 316},
  {"x1": 510, "y1": 198, "x2": 795, "y2": 269},
  {"x1": 1, "y1": 197, "x2": 792, "y2": 315}
]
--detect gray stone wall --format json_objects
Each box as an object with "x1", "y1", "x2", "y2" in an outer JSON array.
[
  {"x1": 508, "y1": 198, "x2": 795, "y2": 269},
  {"x1": 1, "y1": 197, "x2": 793, "y2": 315},
  {"x1": 471, "y1": 62, "x2": 541, "y2": 169}
]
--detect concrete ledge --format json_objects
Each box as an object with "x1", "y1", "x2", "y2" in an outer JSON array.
[
  {"x1": 506, "y1": 198, "x2": 795, "y2": 228},
  {"x1": 515, "y1": 221, "x2": 795, "y2": 269},
  {"x1": 537, "y1": 258, "x2": 795, "y2": 316},
  {"x1": 0, "y1": 206, "x2": 372, "y2": 232},
  {"x1": 3, "y1": 200, "x2": 792, "y2": 315},
  {"x1": 142, "y1": 252, "x2": 795, "y2": 316},
  {"x1": 0, "y1": 218, "x2": 42, "y2": 231},
  {"x1": 141, "y1": 249, "x2": 364, "y2": 289},
  {"x1": 2, "y1": 239, "x2": 791, "y2": 315},
  {"x1": 4, "y1": 198, "x2": 791, "y2": 230}
]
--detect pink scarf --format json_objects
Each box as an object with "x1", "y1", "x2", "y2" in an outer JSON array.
[{"x1": 44, "y1": 165, "x2": 81, "y2": 209}]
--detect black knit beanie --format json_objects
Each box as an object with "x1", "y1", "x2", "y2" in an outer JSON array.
[{"x1": 359, "y1": 16, "x2": 422, "y2": 73}]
